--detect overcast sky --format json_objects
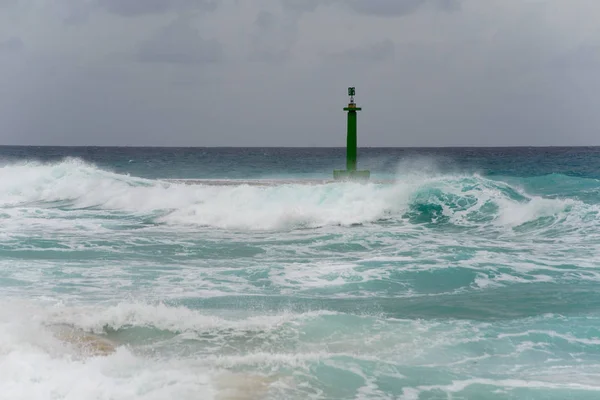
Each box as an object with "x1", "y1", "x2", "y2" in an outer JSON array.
[{"x1": 0, "y1": 0, "x2": 599, "y2": 146}]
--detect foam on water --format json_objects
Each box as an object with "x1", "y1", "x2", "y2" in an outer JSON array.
[
  {"x1": 0, "y1": 159, "x2": 598, "y2": 233},
  {"x1": 2, "y1": 155, "x2": 600, "y2": 398},
  {"x1": 3, "y1": 299, "x2": 600, "y2": 399},
  {"x1": 0, "y1": 302, "x2": 215, "y2": 400}
]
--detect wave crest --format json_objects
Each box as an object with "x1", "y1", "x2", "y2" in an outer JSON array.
[{"x1": 0, "y1": 158, "x2": 596, "y2": 231}]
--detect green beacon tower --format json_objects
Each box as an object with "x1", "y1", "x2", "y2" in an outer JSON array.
[{"x1": 334, "y1": 87, "x2": 370, "y2": 181}]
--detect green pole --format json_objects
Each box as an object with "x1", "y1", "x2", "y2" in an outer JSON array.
[
  {"x1": 346, "y1": 109, "x2": 358, "y2": 171},
  {"x1": 343, "y1": 87, "x2": 361, "y2": 172},
  {"x1": 334, "y1": 87, "x2": 369, "y2": 181}
]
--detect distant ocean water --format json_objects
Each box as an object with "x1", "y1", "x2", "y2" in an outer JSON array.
[{"x1": 2, "y1": 146, "x2": 600, "y2": 399}]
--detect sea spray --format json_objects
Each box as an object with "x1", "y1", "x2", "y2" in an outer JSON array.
[
  {"x1": 2, "y1": 148, "x2": 600, "y2": 399},
  {"x1": 0, "y1": 159, "x2": 596, "y2": 232}
]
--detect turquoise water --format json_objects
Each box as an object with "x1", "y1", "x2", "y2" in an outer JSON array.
[{"x1": 2, "y1": 147, "x2": 600, "y2": 399}]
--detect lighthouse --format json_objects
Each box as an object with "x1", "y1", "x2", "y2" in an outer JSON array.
[{"x1": 333, "y1": 87, "x2": 371, "y2": 181}]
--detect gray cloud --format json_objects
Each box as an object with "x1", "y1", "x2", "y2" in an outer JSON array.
[
  {"x1": 436, "y1": 0, "x2": 461, "y2": 12},
  {"x1": 137, "y1": 18, "x2": 222, "y2": 64},
  {"x1": 58, "y1": 0, "x2": 92, "y2": 25},
  {"x1": 280, "y1": 0, "x2": 460, "y2": 16},
  {"x1": 55, "y1": 0, "x2": 218, "y2": 25},
  {"x1": 1, "y1": 0, "x2": 599, "y2": 146},
  {"x1": 347, "y1": 0, "x2": 423, "y2": 16},
  {"x1": 0, "y1": 0, "x2": 17, "y2": 7},
  {"x1": 250, "y1": 10, "x2": 298, "y2": 63},
  {"x1": 96, "y1": 0, "x2": 217, "y2": 17},
  {"x1": 332, "y1": 39, "x2": 395, "y2": 62},
  {"x1": 0, "y1": 37, "x2": 24, "y2": 54},
  {"x1": 553, "y1": 44, "x2": 600, "y2": 71},
  {"x1": 281, "y1": 0, "x2": 330, "y2": 13},
  {"x1": 255, "y1": 10, "x2": 276, "y2": 30}
]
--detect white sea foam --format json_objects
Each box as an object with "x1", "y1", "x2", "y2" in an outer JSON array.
[
  {"x1": 269, "y1": 260, "x2": 391, "y2": 293},
  {"x1": 400, "y1": 377, "x2": 600, "y2": 399},
  {"x1": 3, "y1": 298, "x2": 600, "y2": 399},
  {"x1": 0, "y1": 301, "x2": 216, "y2": 400},
  {"x1": 46, "y1": 302, "x2": 339, "y2": 334},
  {"x1": 497, "y1": 330, "x2": 600, "y2": 345},
  {"x1": 3, "y1": 158, "x2": 600, "y2": 399},
  {"x1": 0, "y1": 300, "x2": 342, "y2": 399},
  {"x1": 0, "y1": 158, "x2": 597, "y2": 232}
]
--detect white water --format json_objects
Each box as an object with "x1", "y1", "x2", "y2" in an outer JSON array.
[
  {"x1": 0, "y1": 159, "x2": 595, "y2": 232},
  {"x1": 3, "y1": 159, "x2": 600, "y2": 399},
  {"x1": 3, "y1": 299, "x2": 600, "y2": 399}
]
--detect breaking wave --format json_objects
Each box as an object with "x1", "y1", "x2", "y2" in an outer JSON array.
[{"x1": 0, "y1": 158, "x2": 598, "y2": 231}]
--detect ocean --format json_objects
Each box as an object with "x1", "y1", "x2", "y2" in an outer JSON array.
[{"x1": 1, "y1": 146, "x2": 600, "y2": 399}]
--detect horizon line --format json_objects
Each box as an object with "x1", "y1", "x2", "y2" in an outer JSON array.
[{"x1": 2, "y1": 145, "x2": 600, "y2": 149}]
